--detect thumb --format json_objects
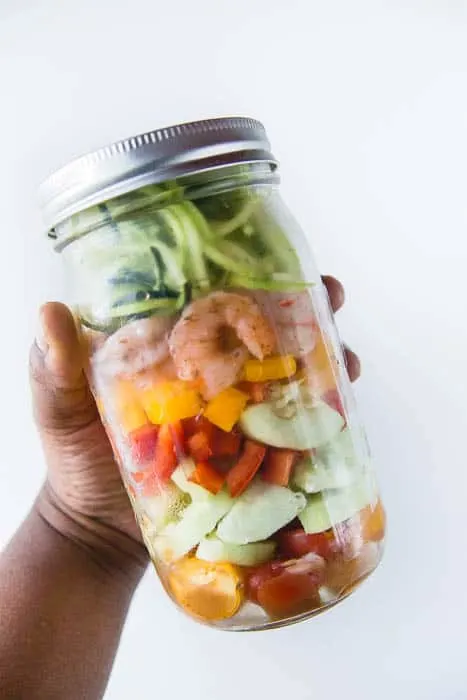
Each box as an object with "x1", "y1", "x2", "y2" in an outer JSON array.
[{"x1": 30, "y1": 302, "x2": 94, "y2": 432}]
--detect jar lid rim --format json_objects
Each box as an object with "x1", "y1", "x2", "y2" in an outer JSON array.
[{"x1": 38, "y1": 116, "x2": 278, "y2": 235}]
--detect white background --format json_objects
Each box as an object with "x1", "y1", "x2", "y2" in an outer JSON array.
[{"x1": 0, "y1": 1, "x2": 466, "y2": 698}]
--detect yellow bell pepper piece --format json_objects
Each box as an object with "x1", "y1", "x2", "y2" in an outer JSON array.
[
  {"x1": 140, "y1": 381, "x2": 203, "y2": 424},
  {"x1": 243, "y1": 355, "x2": 297, "y2": 382},
  {"x1": 204, "y1": 387, "x2": 249, "y2": 432},
  {"x1": 114, "y1": 381, "x2": 148, "y2": 434}
]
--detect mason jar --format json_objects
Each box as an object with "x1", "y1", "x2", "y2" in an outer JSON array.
[{"x1": 39, "y1": 117, "x2": 385, "y2": 630}]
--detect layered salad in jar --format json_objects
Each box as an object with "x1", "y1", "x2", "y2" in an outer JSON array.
[{"x1": 68, "y1": 182, "x2": 385, "y2": 629}]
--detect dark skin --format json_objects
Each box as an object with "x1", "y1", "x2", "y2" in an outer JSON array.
[{"x1": 0, "y1": 276, "x2": 359, "y2": 700}]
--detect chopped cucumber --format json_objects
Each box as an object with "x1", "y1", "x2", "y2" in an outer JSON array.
[
  {"x1": 152, "y1": 490, "x2": 234, "y2": 561},
  {"x1": 240, "y1": 401, "x2": 344, "y2": 450},
  {"x1": 196, "y1": 534, "x2": 276, "y2": 566},
  {"x1": 298, "y1": 477, "x2": 379, "y2": 534},
  {"x1": 171, "y1": 460, "x2": 211, "y2": 501},
  {"x1": 293, "y1": 456, "x2": 358, "y2": 493},
  {"x1": 136, "y1": 484, "x2": 187, "y2": 534},
  {"x1": 293, "y1": 428, "x2": 362, "y2": 493},
  {"x1": 217, "y1": 480, "x2": 306, "y2": 545}
]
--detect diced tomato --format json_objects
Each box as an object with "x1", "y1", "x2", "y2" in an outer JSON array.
[
  {"x1": 322, "y1": 389, "x2": 345, "y2": 418},
  {"x1": 246, "y1": 561, "x2": 284, "y2": 603},
  {"x1": 247, "y1": 555, "x2": 325, "y2": 617},
  {"x1": 261, "y1": 449, "x2": 296, "y2": 486},
  {"x1": 277, "y1": 527, "x2": 342, "y2": 560},
  {"x1": 129, "y1": 424, "x2": 159, "y2": 465},
  {"x1": 226, "y1": 441, "x2": 267, "y2": 497},
  {"x1": 212, "y1": 429, "x2": 242, "y2": 458},
  {"x1": 188, "y1": 461, "x2": 225, "y2": 495},
  {"x1": 153, "y1": 423, "x2": 180, "y2": 482},
  {"x1": 187, "y1": 431, "x2": 213, "y2": 462}
]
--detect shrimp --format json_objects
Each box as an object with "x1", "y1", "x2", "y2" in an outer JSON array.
[
  {"x1": 169, "y1": 291, "x2": 276, "y2": 399},
  {"x1": 250, "y1": 290, "x2": 318, "y2": 357},
  {"x1": 93, "y1": 316, "x2": 174, "y2": 379}
]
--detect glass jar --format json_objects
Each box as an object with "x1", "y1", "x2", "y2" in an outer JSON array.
[{"x1": 39, "y1": 117, "x2": 385, "y2": 631}]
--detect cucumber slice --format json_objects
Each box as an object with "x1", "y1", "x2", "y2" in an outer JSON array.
[
  {"x1": 239, "y1": 401, "x2": 344, "y2": 450},
  {"x1": 216, "y1": 480, "x2": 306, "y2": 545},
  {"x1": 293, "y1": 456, "x2": 358, "y2": 493},
  {"x1": 298, "y1": 477, "x2": 379, "y2": 535},
  {"x1": 293, "y1": 428, "x2": 362, "y2": 493},
  {"x1": 171, "y1": 460, "x2": 211, "y2": 501},
  {"x1": 196, "y1": 534, "x2": 276, "y2": 566},
  {"x1": 152, "y1": 490, "x2": 234, "y2": 561},
  {"x1": 136, "y1": 484, "x2": 187, "y2": 534}
]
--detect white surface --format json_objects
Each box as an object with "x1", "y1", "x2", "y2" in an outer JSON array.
[{"x1": 0, "y1": 1, "x2": 466, "y2": 698}]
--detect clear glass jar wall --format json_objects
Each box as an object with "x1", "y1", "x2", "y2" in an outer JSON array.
[{"x1": 53, "y1": 161, "x2": 385, "y2": 630}]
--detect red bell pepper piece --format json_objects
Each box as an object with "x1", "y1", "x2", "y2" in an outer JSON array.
[
  {"x1": 129, "y1": 424, "x2": 160, "y2": 465},
  {"x1": 169, "y1": 421, "x2": 185, "y2": 461},
  {"x1": 188, "y1": 461, "x2": 225, "y2": 495},
  {"x1": 261, "y1": 448, "x2": 296, "y2": 486},
  {"x1": 187, "y1": 431, "x2": 213, "y2": 462},
  {"x1": 226, "y1": 440, "x2": 267, "y2": 497},
  {"x1": 153, "y1": 422, "x2": 182, "y2": 482},
  {"x1": 212, "y1": 429, "x2": 242, "y2": 458}
]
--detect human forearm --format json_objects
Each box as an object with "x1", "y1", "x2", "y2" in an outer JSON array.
[{"x1": 0, "y1": 484, "x2": 148, "y2": 700}]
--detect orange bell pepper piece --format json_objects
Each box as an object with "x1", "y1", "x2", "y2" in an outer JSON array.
[
  {"x1": 114, "y1": 380, "x2": 148, "y2": 434},
  {"x1": 243, "y1": 355, "x2": 297, "y2": 382},
  {"x1": 140, "y1": 381, "x2": 203, "y2": 424},
  {"x1": 204, "y1": 387, "x2": 249, "y2": 432}
]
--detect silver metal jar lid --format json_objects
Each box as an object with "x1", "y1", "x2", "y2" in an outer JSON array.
[{"x1": 39, "y1": 116, "x2": 277, "y2": 234}]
